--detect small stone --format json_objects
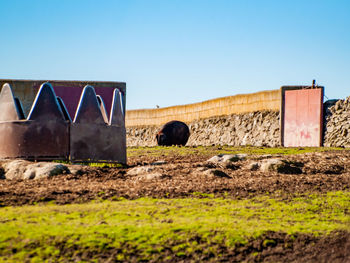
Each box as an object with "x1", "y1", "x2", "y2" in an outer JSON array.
[
  {"x1": 2, "y1": 160, "x2": 70, "y2": 180},
  {"x1": 260, "y1": 159, "x2": 283, "y2": 172},
  {"x1": 28, "y1": 163, "x2": 69, "y2": 179},
  {"x1": 247, "y1": 162, "x2": 260, "y2": 171},
  {"x1": 127, "y1": 166, "x2": 154, "y2": 176},
  {"x1": 137, "y1": 172, "x2": 163, "y2": 181},
  {"x1": 207, "y1": 154, "x2": 247, "y2": 164},
  {"x1": 66, "y1": 164, "x2": 84, "y2": 176},
  {"x1": 223, "y1": 154, "x2": 247, "y2": 162},
  {"x1": 204, "y1": 169, "x2": 230, "y2": 178},
  {"x1": 260, "y1": 159, "x2": 302, "y2": 174},
  {"x1": 207, "y1": 155, "x2": 222, "y2": 163}
]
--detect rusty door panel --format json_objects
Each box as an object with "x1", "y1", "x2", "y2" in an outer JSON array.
[{"x1": 283, "y1": 88, "x2": 323, "y2": 147}]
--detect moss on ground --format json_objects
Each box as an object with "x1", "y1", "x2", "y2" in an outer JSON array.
[{"x1": 0, "y1": 191, "x2": 349, "y2": 262}]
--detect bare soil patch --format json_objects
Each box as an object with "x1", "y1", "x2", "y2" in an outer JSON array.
[{"x1": 0, "y1": 150, "x2": 349, "y2": 206}]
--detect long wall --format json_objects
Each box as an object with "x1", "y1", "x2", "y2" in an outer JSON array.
[
  {"x1": 126, "y1": 89, "x2": 349, "y2": 148},
  {"x1": 126, "y1": 89, "x2": 280, "y2": 127},
  {"x1": 126, "y1": 89, "x2": 281, "y2": 147},
  {"x1": 126, "y1": 110, "x2": 280, "y2": 147}
]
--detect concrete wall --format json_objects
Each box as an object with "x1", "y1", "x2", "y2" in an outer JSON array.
[{"x1": 126, "y1": 89, "x2": 280, "y2": 127}]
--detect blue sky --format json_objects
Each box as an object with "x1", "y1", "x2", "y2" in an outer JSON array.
[{"x1": 1, "y1": 0, "x2": 349, "y2": 109}]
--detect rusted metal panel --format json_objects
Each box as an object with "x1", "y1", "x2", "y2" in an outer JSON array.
[
  {"x1": 0, "y1": 121, "x2": 69, "y2": 160},
  {"x1": 70, "y1": 124, "x2": 126, "y2": 163},
  {"x1": 281, "y1": 87, "x2": 323, "y2": 147},
  {"x1": 0, "y1": 83, "x2": 69, "y2": 160},
  {"x1": 70, "y1": 86, "x2": 126, "y2": 163},
  {"x1": 0, "y1": 82, "x2": 126, "y2": 163}
]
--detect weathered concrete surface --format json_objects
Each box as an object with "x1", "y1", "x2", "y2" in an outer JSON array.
[
  {"x1": 127, "y1": 110, "x2": 280, "y2": 147},
  {"x1": 127, "y1": 98, "x2": 350, "y2": 148}
]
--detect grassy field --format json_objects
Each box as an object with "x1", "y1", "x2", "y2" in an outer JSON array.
[
  {"x1": 127, "y1": 145, "x2": 347, "y2": 158},
  {"x1": 1, "y1": 191, "x2": 349, "y2": 262}
]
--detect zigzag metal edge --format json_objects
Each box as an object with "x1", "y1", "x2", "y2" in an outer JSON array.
[
  {"x1": 109, "y1": 89, "x2": 125, "y2": 126},
  {"x1": 27, "y1": 82, "x2": 67, "y2": 121},
  {"x1": 0, "y1": 82, "x2": 126, "y2": 163},
  {"x1": 0, "y1": 83, "x2": 24, "y2": 121},
  {"x1": 97, "y1": 95, "x2": 109, "y2": 124},
  {"x1": 73, "y1": 85, "x2": 105, "y2": 124}
]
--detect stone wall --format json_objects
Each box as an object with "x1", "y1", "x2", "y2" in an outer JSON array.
[
  {"x1": 127, "y1": 126, "x2": 159, "y2": 147},
  {"x1": 127, "y1": 97, "x2": 350, "y2": 148},
  {"x1": 324, "y1": 97, "x2": 350, "y2": 147},
  {"x1": 126, "y1": 110, "x2": 280, "y2": 147}
]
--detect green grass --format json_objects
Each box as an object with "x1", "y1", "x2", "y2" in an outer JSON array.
[
  {"x1": 0, "y1": 191, "x2": 349, "y2": 262},
  {"x1": 127, "y1": 145, "x2": 347, "y2": 158},
  {"x1": 53, "y1": 160, "x2": 126, "y2": 168}
]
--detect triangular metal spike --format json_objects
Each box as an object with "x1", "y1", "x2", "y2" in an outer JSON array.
[
  {"x1": 27, "y1": 82, "x2": 66, "y2": 121},
  {"x1": 96, "y1": 95, "x2": 108, "y2": 124},
  {"x1": 0, "y1": 83, "x2": 24, "y2": 121},
  {"x1": 57, "y1": 96, "x2": 72, "y2": 122},
  {"x1": 73, "y1": 85, "x2": 105, "y2": 124},
  {"x1": 109, "y1": 89, "x2": 125, "y2": 126},
  {"x1": 14, "y1": 97, "x2": 25, "y2": 119}
]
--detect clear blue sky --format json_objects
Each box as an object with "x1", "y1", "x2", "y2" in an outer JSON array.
[{"x1": 1, "y1": 0, "x2": 349, "y2": 109}]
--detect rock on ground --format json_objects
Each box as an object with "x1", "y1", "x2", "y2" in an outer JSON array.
[
  {"x1": 259, "y1": 159, "x2": 303, "y2": 174},
  {"x1": 1, "y1": 160, "x2": 70, "y2": 180}
]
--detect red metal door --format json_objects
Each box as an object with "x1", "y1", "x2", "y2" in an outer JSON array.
[{"x1": 282, "y1": 88, "x2": 323, "y2": 147}]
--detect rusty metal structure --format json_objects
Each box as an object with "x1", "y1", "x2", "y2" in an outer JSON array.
[{"x1": 0, "y1": 81, "x2": 126, "y2": 163}]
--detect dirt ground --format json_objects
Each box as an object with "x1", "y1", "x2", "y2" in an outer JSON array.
[
  {"x1": 1, "y1": 150, "x2": 350, "y2": 206},
  {"x1": 52, "y1": 230, "x2": 350, "y2": 263},
  {"x1": 1, "y1": 149, "x2": 350, "y2": 262}
]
